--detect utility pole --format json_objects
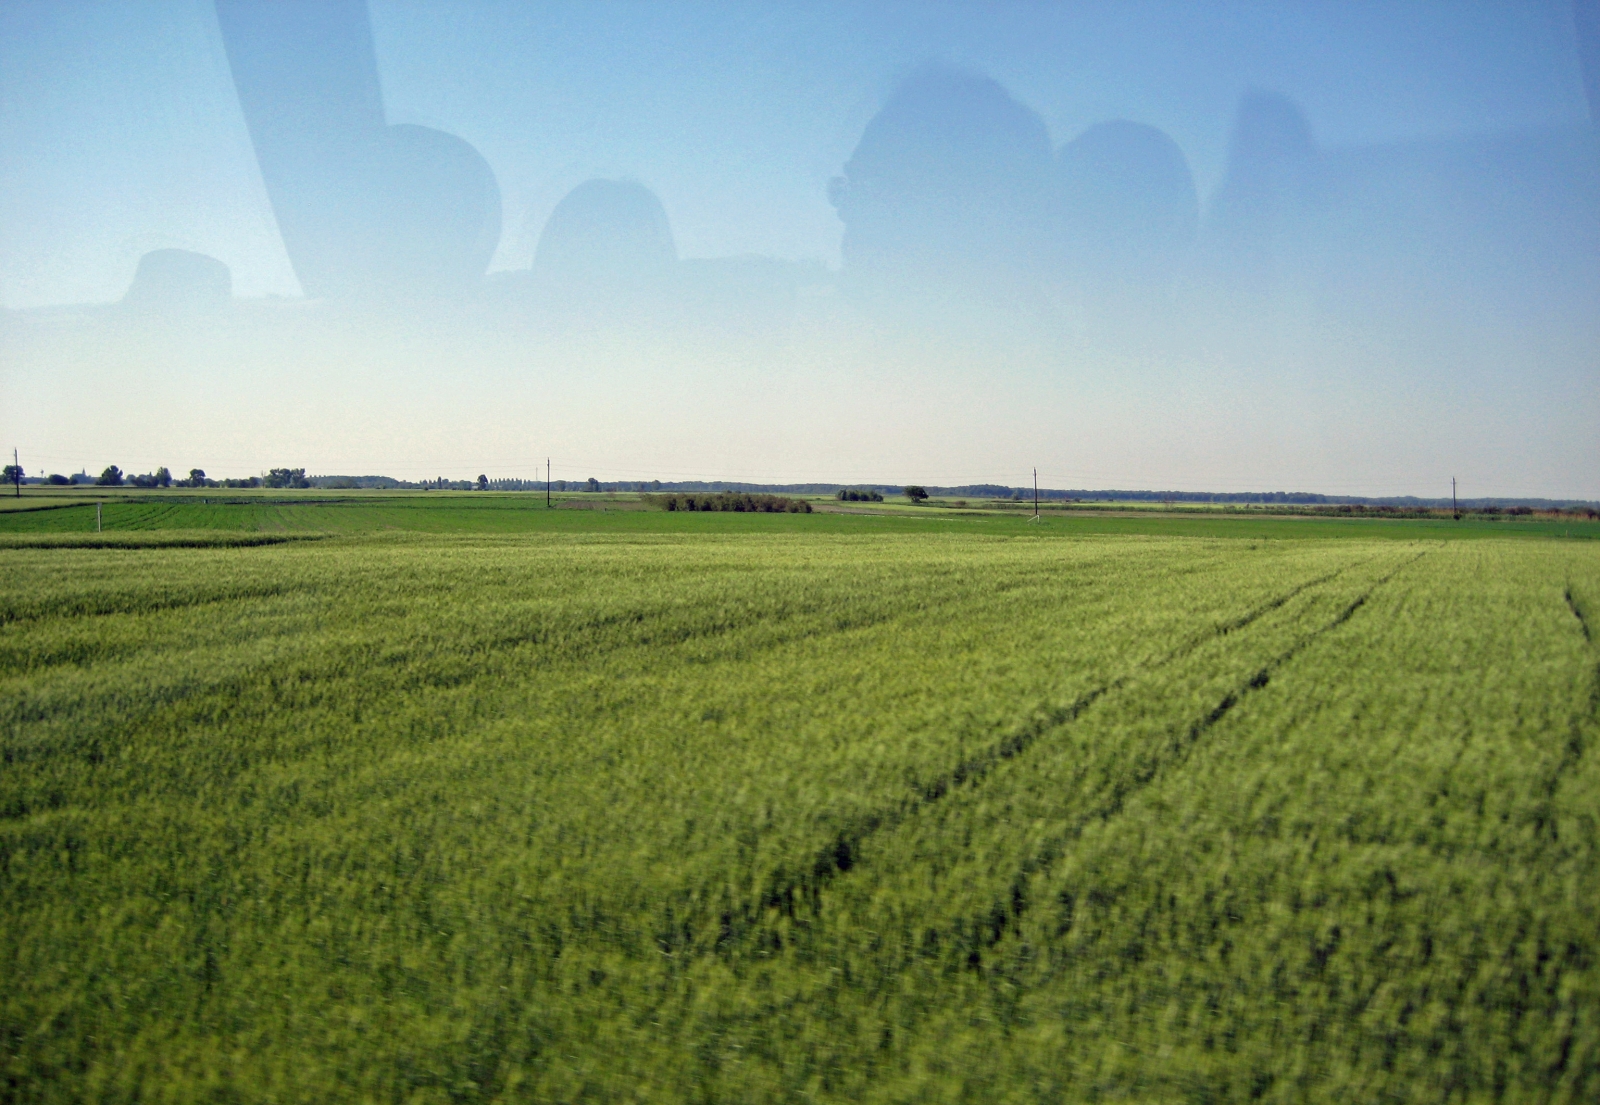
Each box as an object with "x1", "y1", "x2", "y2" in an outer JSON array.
[
  {"x1": 547, "y1": 458, "x2": 551, "y2": 508},
  {"x1": 96, "y1": 502, "x2": 102, "y2": 533},
  {"x1": 1034, "y1": 467, "x2": 1039, "y2": 519},
  {"x1": 1453, "y1": 476, "x2": 1458, "y2": 519},
  {"x1": 11, "y1": 448, "x2": 18, "y2": 498}
]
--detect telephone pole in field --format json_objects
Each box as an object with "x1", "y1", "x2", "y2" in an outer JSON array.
[
  {"x1": 546, "y1": 458, "x2": 551, "y2": 508},
  {"x1": 11, "y1": 448, "x2": 18, "y2": 498},
  {"x1": 1453, "y1": 476, "x2": 1458, "y2": 519},
  {"x1": 1034, "y1": 467, "x2": 1039, "y2": 519}
]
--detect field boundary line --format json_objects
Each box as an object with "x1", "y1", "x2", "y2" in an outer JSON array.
[{"x1": 0, "y1": 501, "x2": 94, "y2": 516}]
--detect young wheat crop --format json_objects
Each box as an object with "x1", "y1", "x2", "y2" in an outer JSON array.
[{"x1": 1, "y1": 527, "x2": 1595, "y2": 1102}]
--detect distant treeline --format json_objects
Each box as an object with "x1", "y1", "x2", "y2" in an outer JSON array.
[
  {"x1": 925, "y1": 486, "x2": 1600, "y2": 510},
  {"x1": 309, "y1": 475, "x2": 407, "y2": 489},
  {"x1": 309, "y1": 475, "x2": 479, "y2": 490},
  {"x1": 23, "y1": 471, "x2": 1596, "y2": 511},
  {"x1": 505, "y1": 479, "x2": 1600, "y2": 510},
  {"x1": 26, "y1": 466, "x2": 269, "y2": 489},
  {"x1": 650, "y1": 493, "x2": 812, "y2": 513}
]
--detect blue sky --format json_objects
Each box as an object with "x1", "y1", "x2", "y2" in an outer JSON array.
[{"x1": 1, "y1": 2, "x2": 1596, "y2": 497}]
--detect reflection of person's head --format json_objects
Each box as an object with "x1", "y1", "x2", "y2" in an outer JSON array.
[
  {"x1": 353, "y1": 124, "x2": 502, "y2": 299},
  {"x1": 121, "y1": 250, "x2": 232, "y2": 312},
  {"x1": 1209, "y1": 91, "x2": 1320, "y2": 244},
  {"x1": 1055, "y1": 121, "x2": 1197, "y2": 288},
  {"x1": 829, "y1": 68, "x2": 1052, "y2": 288},
  {"x1": 535, "y1": 179, "x2": 677, "y2": 290}
]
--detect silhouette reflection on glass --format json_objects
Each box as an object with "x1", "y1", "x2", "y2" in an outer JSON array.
[
  {"x1": 214, "y1": 0, "x2": 500, "y2": 301},
  {"x1": 1206, "y1": 90, "x2": 1323, "y2": 283},
  {"x1": 829, "y1": 67, "x2": 1052, "y2": 310},
  {"x1": 1051, "y1": 120, "x2": 1198, "y2": 346},
  {"x1": 121, "y1": 250, "x2": 232, "y2": 312},
  {"x1": 1577, "y1": 0, "x2": 1600, "y2": 124},
  {"x1": 535, "y1": 179, "x2": 677, "y2": 295},
  {"x1": 527, "y1": 178, "x2": 813, "y2": 335},
  {"x1": 1056, "y1": 120, "x2": 1197, "y2": 291}
]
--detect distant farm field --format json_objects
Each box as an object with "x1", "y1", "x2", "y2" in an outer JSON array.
[
  {"x1": 2, "y1": 489, "x2": 1595, "y2": 540},
  {"x1": 2, "y1": 497, "x2": 1598, "y2": 1102}
]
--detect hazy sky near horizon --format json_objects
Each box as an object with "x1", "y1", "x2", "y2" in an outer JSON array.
[{"x1": 1, "y1": 1, "x2": 1597, "y2": 497}]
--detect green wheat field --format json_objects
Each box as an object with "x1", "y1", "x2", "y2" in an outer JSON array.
[{"x1": 3, "y1": 492, "x2": 1598, "y2": 1103}]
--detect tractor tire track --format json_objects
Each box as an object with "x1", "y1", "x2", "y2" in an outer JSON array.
[
  {"x1": 730, "y1": 552, "x2": 1389, "y2": 936},
  {"x1": 944, "y1": 547, "x2": 1431, "y2": 971},
  {"x1": 1540, "y1": 586, "x2": 1600, "y2": 820},
  {"x1": 1567, "y1": 587, "x2": 1592, "y2": 644}
]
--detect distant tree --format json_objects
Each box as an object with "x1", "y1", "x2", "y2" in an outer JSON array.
[
  {"x1": 154, "y1": 466, "x2": 171, "y2": 488},
  {"x1": 186, "y1": 469, "x2": 206, "y2": 488},
  {"x1": 651, "y1": 480, "x2": 661, "y2": 491},
  {"x1": 96, "y1": 465, "x2": 123, "y2": 486},
  {"x1": 903, "y1": 485, "x2": 929, "y2": 503},
  {"x1": 587, "y1": 477, "x2": 601, "y2": 492},
  {"x1": 264, "y1": 467, "x2": 309, "y2": 489},
  {"x1": 47, "y1": 473, "x2": 70, "y2": 485},
  {"x1": 2, "y1": 463, "x2": 21, "y2": 496},
  {"x1": 477, "y1": 474, "x2": 488, "y2": 491},
  {"x1": 656, "y1": 492, "x2": 812, "y2": 514}
]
